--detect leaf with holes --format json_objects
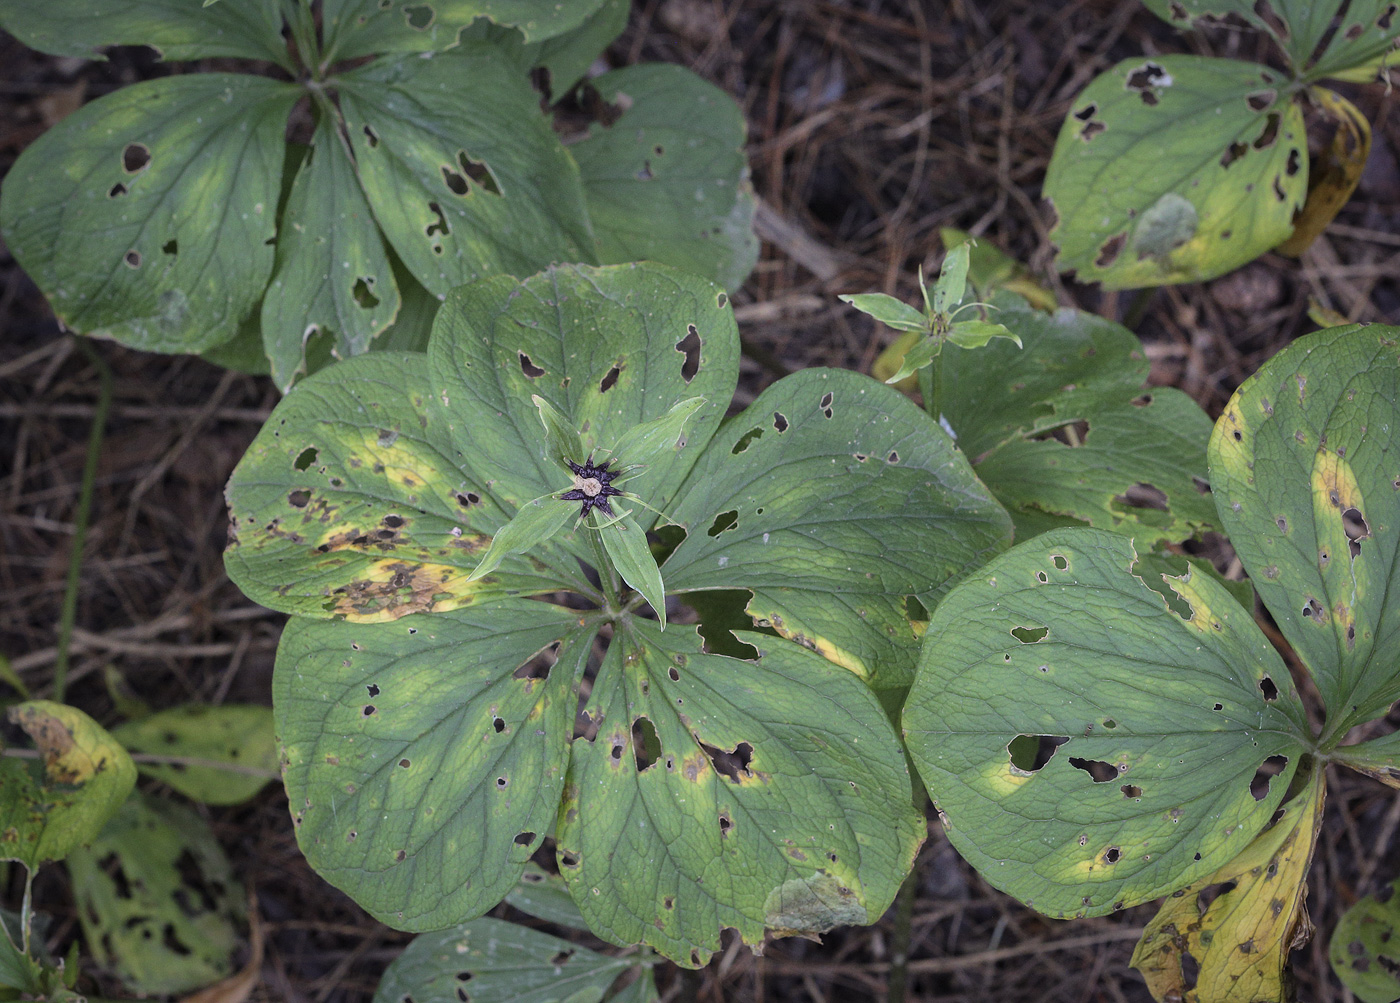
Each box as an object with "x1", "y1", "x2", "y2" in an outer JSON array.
[
  {"x1": 503, "y1": 864, "x2": 589, "y2": 930},
  {"x1": 902, "y1": 529, "x2": 1312, "y2": 919},
  {"x1": 1335, "y1": 729, "x2": 1400, "y2": 789},
  {"x1": 0, "y1": 702, "x2": 136, "y2": 870},
  {"x1": 1131, "y1": 766, "x2": 1325, "y2": 1003},
  {"x1": 321, "y1": 0, "x2": 610, "y2": 62},
  {"x1": 65, "y1": 795, "x2": 245, "y2": 996},
  {"x1": 110, "y1": 705, "x2": 277, "y2": 806},
  {"x1": 229, "y1": 262, "x2": 983, "y2": 963},
  {"x1": 1044, "y1": 56, "x2": 1306, "y2": 288},
  {"x1": 1331, "y1": 875, "x2": 1400, "y2": 1003},
  {"x1": 0, "y1": 74, "x2": 298, "y2": 354},
  {"x1": 1209, "y1": 324, "x2": 1400, "y2": 739},
  {"x1": 371, "y1": 918, "x2": 634, "y2": 1003},
  {"x1": 570, "y1": 64, "x2": 759, "y2": 293},
  {"x1": 938, "y1": 293, "x2": 1216, "y2": 546}
]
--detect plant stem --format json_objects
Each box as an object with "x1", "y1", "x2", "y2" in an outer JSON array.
[
  {"x1": 54, "y1": 338, "x2": 112, "y2": 706},
  {"x1": 585, "y1": 521, "x2": 623, "y2": 609},
  {"x1": 885, "y1": 864, "x2": 919, "y2": 1003}
]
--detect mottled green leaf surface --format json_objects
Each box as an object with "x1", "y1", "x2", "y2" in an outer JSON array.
[
  {"x1": 1044, "y1": 56, "x2": 1306, "y2": 288},
  {"x1": 557, "y1": 624, "x2": 921, "y2": 963},
  {"x1": 0, "y1": 0, "x2": 289, "y2": 65},
  {"x1": 339, "y1": 47, "x2": 596, "y2": 298},
  {"x1": 372, "y1": 918, "x2": 630, "y2": 1003},
  {"x1": 663, "y1": 368, "x2": 1012, "y2": 695},
  {"x1": 571, "y1": 65, "x2": 759, "y2": 292},
  {"x1": 111, "y1": 705, "x2": 277, "y2": 806},
  {"x1": 903, "y1": 530, "x2": 1311, "y2": 918},
  {"x1": 66, "y1": 796, "x2": 244, "y2": 995},
  {"x1": 276, "y1": 601, "x2": 587, "y2": 931},
  {"x1": 1209, "y1": 324, "x2": 1400, "y2": 737},
  {"x1": 504, "y1": 864, "x2": 590, "y2": 930},
  {"x1": 0, "y1": 702, "x2": 136, "y2": 869},
  {"x1": 261, "y1": 114, "x2": 401, "y2": 391},
  {"x1": 323, "y1": 0, "x2": 607, "y2": 61},
  {"x1": 0, "y1": 74, "x2": 298, "y2": 353},
  {"x1": 1331, "y1": 876, "x2": 1400, "y2": 1003}
]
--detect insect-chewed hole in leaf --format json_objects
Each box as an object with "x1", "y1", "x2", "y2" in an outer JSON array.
[
  {"x1": 1010, "y1": 625, "x2": 1049, "y2": 643},
  {"x1": 1246, "y1": 89, "x2": 1277, "y2": 112},
  {"x1": 455, "y1": 491, "x2": 481, "y2": 508},
  {"x1": 560, "y1": 850, "x2": 580, "y2": 868},
  {"x1": 121, "y1": 142, "x2": 151, "y2": 173},
  {"x1": 820, "y1": 391, "x2": 834, "y2": 418},
  {"x1": 1259, "y1": 675, "x2": 1279, "y2": 701},
  {"x1": 550, "y1": 949, "x2": 575, "y2": 966},
  {"x1": 1121, "y1": 784, "x2": 1142, "y2": 799},
  {"x1": 1104, "y1": 846, "x2": 1121, "y2": 864},
  {"x1": 1103, "y1": 719, "x2": 1117, "y2": 729},
  {"x1": 1196, "y1": 880, "x2": 1237, "y2": 918},
  {"x1": 1302, "y1": 597, "x2": 1325, "y2": 623},
  {"x1": 773, "y1": 411, "x2": 789, "y2": 432},
  {"x1": 162, "y1": 924, "x2": 192, "y2": 957},
  {"x1": 513, "y1": 642, "x2": 558, "y2": 682},
  {"x1": 631, "y1": 717, "x2": 661, "y2": 771},
  {"x1": 492, "y1": 717, "x2": 505, "y2": 733},
  {"x1": 403, "y1": 4, "x2": 434, "y2": 29},
  {"x1": 288, "y1": 490, "x2": 311, "y2": 508},
  {"x1": 518, "y1": 352, "x2": 546, "y2": 378},
  {"x1": 363, "y1": 124, "x2": 379, "y2": 148},
  {"x1": 887, "y1": 450, "x2": 900, "y2": 464},
  {"x1": 124, "y1": 250, "x2": 141, "y2": 269},
  {"x1": 1006, "y1": 734, "x2": 1069, "y2": 774},
  {"x1": 675, "y1": 325, "x2": 701, "y2": 382},
  {"x1": 352, "y1": 277, "x2": 380, "y2": 310},
  {"x1": 366, "y1": 683, "x2": 381, "y2": 697},
  {"x1": 513, "y1": 831, "x2": 535, "y2": 846},
  {"x1": 362, "y1": 705, "x2": 377, "y2": 717},
  {"x1": 719, "y1": 810, "x2": 732, "y2": 836},
  {"x1": 731, "y1": 427, "x2": 764, "y2": 454},
  {"x1": 441, "y1": 165, "x2": 469, "y2": 196},
  {"x1": 495, "y1": 776, "x2": 509, "y2": 789},
  {"x1": 1073, "y1": 102, "x2": 1098, "y2": 122},
  {"x1": 1125, "y1": 61, "x2": 1171, "y2": 103},
  {"x1": 1250, "y1": 755, "x2": 1288, "y2": 800},
  {"x1": 1286, "y1": 148, "x2": 1301, "y2": 176},
  {"x1": 1068, "y1": 756, "x2": 1118, "y2": 783},
  {"x1": 399, "y1": 758, "x2": 410, "y2": 768},
  {"x1": 1114, "y1": 482, "x2": 1168, "y2": 511},
  {"x1": 1272, "y1": 175, "x2": 1287, "y2": 201},
  {"x1": 1220, "y1": 141, "x2": 1249, "y2": 168},
  {"x1": 377, "y1": 428, "x2": 398, "y2": 448},
  {"x1": 1254, "y1": 112, "x2": 1280, "y2": 149},
  {"x1": 906, "y1": 595, "x2": 930, "y2": 620},
  {"x1": 458, "y1": 152, "x2": 501, "y2": 194},
  {"x1": 294, "y1": 447, "x2": 319, "y2": 471},
  {"x1": 707, "y1": 510, "x2": 739, "y2": 537},
  {"x1": 1342, "y1": 507, "x2": 1370, "y2": 558},
  {"x1": 108, "y1": 182, "x2": 128, "y2": 198},
  {"x1": 699, "y1": 740, "x2": 754, "y2": 782},
  {"x1": 599, "y1": 364, "x2": 621, "y2": 393},
  {"x1": 1096, "y1": 233, "x2": 1127, "y2": 268},
  {"x1": 173, "y1": 849, "x2": 220, "y2": 914},
  {"x1": 425, "y1": 201, "x2": 450, "y2": 240}
]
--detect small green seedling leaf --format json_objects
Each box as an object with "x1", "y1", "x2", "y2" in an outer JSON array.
[
  {"x1": 0, "y1": 701, "x2": 136, "y2": 869},
  {"x1": 469, "y1": 494, "x2": 575, "y2": 582},
  {"x1": 882, "y1": 334, "x2": 942, "y2": 386},
  {"x1": 1044, "y1": 56, "x2": 1306, "y2": 288},
  {"x1": 532, "y1": 395, "x2": 586, "y2": 472},
  {"x1": 932, "y1": 242, "x2": 972, "y2": 315},
  {"x1": 503, "y1": 864, "x2": 590, "y2": 931},
  {"x1": 946, "y1": 319, "x2": 1021, "y2": 351},
  {"x1": 903, "y1": 529, "x2": 1312, "y2": 919},
  {"x1": 571, "y1": 65, "x2": 759, "y2": 293},
  {"x1": 1331, "y1": 875, "x2": 1400, "y2": 1003},
  {"x1": 609, "y1": 396, "x2": 706, "y2": 471},
  {"x1": 1132, "y1": 768, "x2": 1325, "y2": 1003},
  {"x1": 939, "y1": 228, "x2": 1058, "y2": 311},
  {"x1": 1209, "y1": 324, "x2": 1400, "y2": 737},
  {"x1": 598, "y1": 513, "x2": 667, "y2": 628},
  {"x1": 1334, "y1": 730, "x2": 1400, "y2": 789},
  {"x1": 110, "y1": 705, "x2": 277, "y2": 805},
  {"x1": 371, "y1": 917, "x2": 631, "y2": 1003},
  {"x1": 66, "y1": 795, "x2": 245, "y2": 996},
  {"x1": 838, "y1": 293, "x2": 931, "y2": 334}
]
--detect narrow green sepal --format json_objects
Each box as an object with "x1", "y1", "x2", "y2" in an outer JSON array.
[
  {"x1": 598, "y1": 513, "x2": 667, "y2": 628},
  {"x1": 884, "y1": 334, "x2": 942, "y2": 385},
  {"x1": 609, "y1": 397, "x2": 707, "y2": 470},
  {"x1": 469, "y1": 494, "x2": 574, "y2": 581},
  {"x1": 946, "y1": 319, "x2": 1022, "y2": 350},
  {"x1": 531, "y1": 395, "x2": 586, "y2": 470},
  {"x1": 933, "y1": 242, "x2": 972, "y2": 315}
]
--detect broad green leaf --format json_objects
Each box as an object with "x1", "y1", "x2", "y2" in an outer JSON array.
[
  {"x1": 0, "y1": 702, "x2": 136, "y2": 869},
  {"x1": 261, "y1": 114, "x2": 401, "y2": 392},
  {"x1": 323, "y1": 0, "x2": 608, "y2": 62},
  {"x1": 225, "y1": 353, "x2": 575, "y2": 621},
  {"x1": 110, "y1": 705, "x2": 277, "y2": 805},
  {"x1": 338, "y1": 47, "x2": 596, "y2": 299},
  {"x1": 1208, "y1": 324, "x2": 1400, "y2": 736},
  {"x1": 371, "y1": 918, "x2": 630, "y2": 1003},
  {"x1": 525, "y1": 0, "x2": 630, "y2": 96},
  {"x1": 532, "y1": 395, "x2": 586, "y2": 472},
  {"x1": 1143, "y1": 1, "x2": 1400, "y2": 81},
  {"x1": 609, "y1": 397, "x2": 706, "y2": 471},
  {"x1": 556, "y1": 623, "x2": 921, "y2": 965},
  {"x1": 946, "y1": 319, "x2": 1021, "y2": 350},
  {"x1": 932, "y1": 243, "x2": 971, "y2": 315},
  {"x1": 367, "y1": 250, "x2": 442, "y2": 355},
  {"x1": 1331, "y1": 876, "x2": 1400, "y2": 1003},
  {"x1": 429, "y1": 264, "x2": 740, "y2": 520},
  {"x1": 1044, "y1": 56, "x2": 1306, "y2": 288},
  {"x1": 275, "y1": 601, "x2": 589, "y2": 931},
  {"x1": 0, "y1": 920, "x2": 41, "y2": 995},
  {"x1": 902, "y1": 529, "x2": 1312, "y2": 919},
  {"x1": 882, "y1": 334, "x2": 941, "y2": 385},
  {"x1": 662, "y1": 368, "x2": 1013, "y2": 696},
  {"x1": 503, "y1": 864, "x2": 590, "y2": 930},
  {"x1": 0, "y1": 0, "x2": 289, "y2": 66},
  {"x1": 570, "y1": 65, "x2": 759, "y2": 293},
  {"x1": 65, "y1": 795, "x2": 244, "y2": 996},
  {"x1": 0, "y1": 75, "x2": 298, "y2": 353},
  {"x1": 469, "y1": 494, "x2": 576, "y2": 582},
  {"x1": 598, "y1": 513, "x2": 667, "y2": 628},
  {"x1": 1335, "y1": 730, "x2": 1400, "y2": 788},
  {"x1": 1132, "y1": 769, "x2": 1324, "y2": 1003},
  {"x1": 939, "y1": 228, "x2": 1057, "y2": 311},
  {"x1": 838, "y1": 293, "x2": 930, "y2": 334},
  {"x1": 940, "y1": 294, "x2": 1217, "y2": 546}
]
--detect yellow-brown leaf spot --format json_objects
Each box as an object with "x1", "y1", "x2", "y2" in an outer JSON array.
[{"x1": 326, "y1": 560, "x2": 485, "y2": 622}]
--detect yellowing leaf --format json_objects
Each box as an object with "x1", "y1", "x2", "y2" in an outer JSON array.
[
  {"x1": 1132, "y1": 768, "x2": 1325, "y2": 1002},
  {"x1": 1275, "y1": 88, "x2": 1371, "y2": 257}
]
